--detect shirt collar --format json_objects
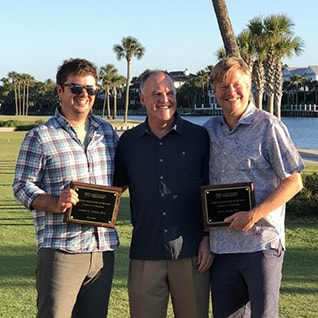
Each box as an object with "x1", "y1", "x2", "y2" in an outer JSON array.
[
  {"x1": 55, "y1": 107, "x2": 69, "y2": 128},
  {"x1": 54, "y1": 107, "x2": 99, "y2": 130},
  {"x1": 221, "y1": 102, "x2": 256, "y2": 129},
  {"x1": 239, "y1": 102, "x2": 257, "y2": 125},
  {"x1": 140, "y1": 111, "x2": 183, "y2": 137}
]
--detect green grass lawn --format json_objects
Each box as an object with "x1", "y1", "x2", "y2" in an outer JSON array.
[{"x1": 1, "y1": 128, "x2": 318, "y2": 317}]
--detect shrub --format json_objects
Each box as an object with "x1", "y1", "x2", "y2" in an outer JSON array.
[
  {"x1": 287, "y1": 172, "x2": 318, "y2": 218},
  {"x1": 0, "y1": 120, "x2": 20, "y2": 127},
  {"x1": 15, "y1": 119, "x2": 44, "y2": 131}
]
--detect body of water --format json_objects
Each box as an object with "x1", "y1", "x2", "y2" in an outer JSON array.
[{"x1": 124, "y1": 115, "x2": 318, "y2": 150}]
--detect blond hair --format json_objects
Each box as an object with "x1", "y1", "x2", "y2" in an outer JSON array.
[{"x1": 211, "y1": 56, "x2": 252, "y2": 89}]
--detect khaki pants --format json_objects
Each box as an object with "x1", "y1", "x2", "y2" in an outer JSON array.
[{"x1": 128, "y1": 257, "x2": 210, "y2": 318}]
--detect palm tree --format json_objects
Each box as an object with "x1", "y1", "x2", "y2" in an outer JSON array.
[
  {"x1": 289, "y1": 74, "x2": 307, "y2": 106},
  {"x1": 241, "y1": 17, "x2": 268, "y2": 110},
  {"x1": 99, "y1": 64, "x2": 118, "y2": 119},
  {"x1": 8, "y1": 71, "x2": 20, "y2": 115},
  {"x1": 262, "y1": 14, "x2": 304, "y2": 118},
  {"x1": 235, "y1": 14, "x2": 304, "y2": 118},
  {"x1": 215, "y1": 47, "x2": 226, "y2": 60},
  {"x1": 283, "y1": 79, "x2": 295, "y2": 106},
  {"x1": 311, "y1": 80, "x2": 318, "y2": 104},
  {"x1": 34, "y1": 79, "x2": 57, "y2": 114},
  {"x1": 109, "y1": 74, "x2": 126, "y2": 119},
  {"x1": 303, "y1": 79, "x2": 312, "y2": 105},
  {"x1": 211, "y1": 0, "x2": 240, "y2": 57},
  {"x1": 177, "y1": 79, "x2": 200, "y2": 108},
  {"x1": 21, "y1": 73, "x2": 34, "y2": 115},
  {"x1": 195, "y1": 69, "x2": 211, "y2": 106},
  {"x1": 113, "y1": 36, "x2": 145, "y2": 123},
  {"x1": 7, "y1": 72, "x2": 34, "y2": 115},
  {"x1": 236, "y1": 30, "x2": 254, "y2": 68}
]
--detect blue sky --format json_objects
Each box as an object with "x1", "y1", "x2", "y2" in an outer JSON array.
[{"x1": 2, "y1": 0, "x2": 317, "y2": 82}]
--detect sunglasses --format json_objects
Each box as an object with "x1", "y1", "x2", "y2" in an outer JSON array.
[{"x1": 63, "y1": 83, "x2": 98, "y2": 96}]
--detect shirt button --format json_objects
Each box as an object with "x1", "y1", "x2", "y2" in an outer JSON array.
[
  {"x1": 160, "y1": 158, "x2": 163, "y2": 162},
  {"x1": 164, "y1": 229, "x2": 168, "y2": 233},
  {"x1": 160, "y1": 176, "x2": 163, "y2": 180},
  {"x1": 163, "y1": 212, "x2": 166, "y2": 216}
]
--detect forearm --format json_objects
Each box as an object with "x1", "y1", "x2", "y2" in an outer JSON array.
[
  {"x1": 31, "y1": 189, "x2": 78, "y2": 213},
  {"x1": 226, "y1": 172, "x2": 303, "y2": 231},
  {"x1": 31, "y1": 193, "x2": 64, "y2": 213},
  {"x1": 250, "y1": 172, "x2": 303, "y2": 223}
]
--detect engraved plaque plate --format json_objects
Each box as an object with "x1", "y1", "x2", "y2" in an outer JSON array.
[
  {"x1": 201, "y1": 182, "x2": 255, "y2": 227},
  {"x1": 64, "y1": 181, "x2": 123, "y2": 228}
]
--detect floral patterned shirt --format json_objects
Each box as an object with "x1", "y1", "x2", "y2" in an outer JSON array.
[{"x1": 203, "y1": 103, "x2": 305, "y2": 253}]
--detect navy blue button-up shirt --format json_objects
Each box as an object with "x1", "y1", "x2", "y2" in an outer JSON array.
[{"x1": 114, "y1": 113, "x2": 209, "y2": 260}]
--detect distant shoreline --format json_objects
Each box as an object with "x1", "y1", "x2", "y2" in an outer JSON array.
[
  {"x1": 298, "y1": 148, "x2": 318, "y2": 164},
  {"x1": 112, "y1": 122, "x2": 318, "y2": 165}
]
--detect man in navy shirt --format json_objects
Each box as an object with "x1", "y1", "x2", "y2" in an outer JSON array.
[{"x1": 114, "y1": 70, "x2": 213, "y2": 318}]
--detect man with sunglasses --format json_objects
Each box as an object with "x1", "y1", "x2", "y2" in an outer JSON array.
[{"x1": 13, "y1": 58, "x2": 118, "y2": 318}]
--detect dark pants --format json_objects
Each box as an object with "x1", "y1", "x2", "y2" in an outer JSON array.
[
  {"x1": 36, "y1": 248, "x2": 114, "y2": 318},
  {"x1": 211, "y1": 245, "x2": 284, "y2": 318}
]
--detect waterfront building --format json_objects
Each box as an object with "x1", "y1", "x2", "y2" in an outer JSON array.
[{"x1": 283, "y1": 65, "x2": 318, "y2": 82}]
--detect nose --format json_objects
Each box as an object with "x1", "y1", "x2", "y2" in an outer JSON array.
[
  {"x1": 79, "y1": 87, "x2": 89, "y2": 96},
  {"x1": 160, "y1": 93, "x2": 169, "y2": 103},
  {"x1": 226, "y1": 84, "x2": 237, "y2": 94}
]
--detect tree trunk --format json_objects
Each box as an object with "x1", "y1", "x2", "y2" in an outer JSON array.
[
  {"x1": 102, "y1": 91, "x2": 107, "y2": 118},
  {"x1": 274, "y1": 63, "x2": 283, "y2": 119},
  {"x1": 18, "y1": 84, "x2": 22, "y2": 116},
  {"x1": 14, "y1": 83, "x2": 18, "y2": 115},
  {"x1": 22, "y1": 83, "x2": 26, "y2": 116},
  {"x1": 107, "y1": 88, "x2": 111, "y2": 119},
  {"x1": 252, "y1": 60, "x2": 265, "y2": 110},
  {"x1": 26, "y1": 84, "x2": 30, "y2": 116},
  {"x1": 113, "y1": 87, "x2": 117, "y2": 119},
  {"x1": 268, "y1": 94, "x2": 274, "y2": 114},
  {"x1": 124, "y1": 59, "x2": 131, "y2": 123},
  {"x1": 211, "y1": 0, "x2": 241, "y2": 57}
]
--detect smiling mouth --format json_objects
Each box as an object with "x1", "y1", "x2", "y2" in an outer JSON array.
[
  {"x1": 156, "y1": 105, "x2": 170, "y2": 109},
  {"x1": 226, "y1": 97, "x2": 240, "y2": 102},
  {"x1": 156, "y1": 105, "x2": 170, "y2": 108},
  {"x1": 75, "y1": 98, "x2": 89, "y2": 105}
]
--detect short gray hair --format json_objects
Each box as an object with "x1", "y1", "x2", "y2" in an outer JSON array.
[{"x1": 139, "y1": 70, "x2": 174, "y2": 93}]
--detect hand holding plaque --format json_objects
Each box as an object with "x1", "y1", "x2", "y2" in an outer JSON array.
[
  {"x1": 64, "y1": 181, "x2": 123, "y2": 228},
  {"x1": 201, "y1": 182, "x2": 255, "y2": 227}
]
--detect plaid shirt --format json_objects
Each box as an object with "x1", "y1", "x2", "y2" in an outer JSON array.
[{"x1": 13, "y1": 108, "x2": 119, "y2": 253}]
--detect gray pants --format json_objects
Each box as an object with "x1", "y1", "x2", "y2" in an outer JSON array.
[
  {"x1": 36, "y1": 248, "x2": 114, "y2": 318},
  {"x1": 211, "y1": 244, "x2": 284, "y2": 318}
]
